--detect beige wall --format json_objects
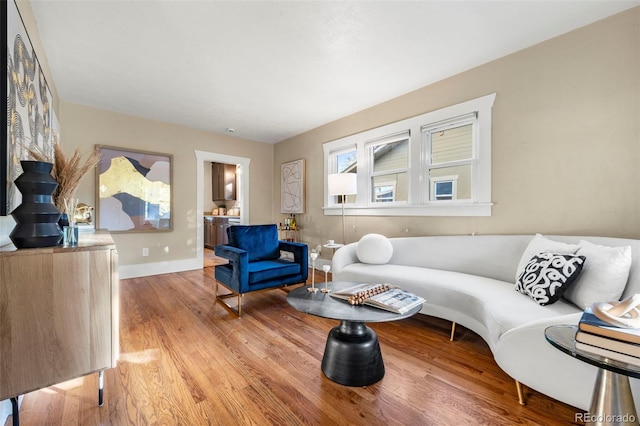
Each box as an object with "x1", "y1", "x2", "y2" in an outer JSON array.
[
  {"x1": 59, "y1": 102, "x2": 274, "y2": 266},
  {"x1": 274, "y1": 7, "x2": 640, "y2": 260}
]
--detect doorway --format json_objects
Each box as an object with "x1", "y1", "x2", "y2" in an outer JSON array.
[{"x1": 195, "y1": 150, "x2": 251, "y2": 269}]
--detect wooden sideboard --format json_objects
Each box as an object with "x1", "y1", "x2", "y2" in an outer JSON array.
[{"x1": 0, "y1": 231, "x2": 119, "y2": 411}]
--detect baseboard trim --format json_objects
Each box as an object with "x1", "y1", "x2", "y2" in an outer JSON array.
[{"x1": 119, "y1": 258, "x2": 202, "y2": 279}]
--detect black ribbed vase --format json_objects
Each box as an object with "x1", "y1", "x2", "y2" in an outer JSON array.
[{"x1": 9, "y1": 161, "x2": 63, "y2": 248}]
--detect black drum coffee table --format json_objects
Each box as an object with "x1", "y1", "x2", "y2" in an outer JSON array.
[{"x1": 287, "y1": 281, "x2": 423, "y2": 387}]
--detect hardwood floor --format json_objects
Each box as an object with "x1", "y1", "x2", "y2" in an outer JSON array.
[
  {"x1": 10, "y1": 267, "x2": 585, "y2": 425},
  {"x1": 204, "y1": 247, "x2": 227, "y2": 268}
]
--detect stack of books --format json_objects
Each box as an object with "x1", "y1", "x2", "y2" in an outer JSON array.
[{"x1": 575, "y1": 307, "x2": 640, "y2": 367}]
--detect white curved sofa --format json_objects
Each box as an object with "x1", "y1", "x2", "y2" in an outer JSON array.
[{"x1": 331, "y1": 234, "x2": 640, "y2": 410}]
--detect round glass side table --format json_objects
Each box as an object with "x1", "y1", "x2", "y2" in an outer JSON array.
[{"x1": 545, "y1": 325, "x2": 640, "y2": 425}]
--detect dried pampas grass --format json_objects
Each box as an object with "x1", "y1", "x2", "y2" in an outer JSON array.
[{"x1": 24, "y1": 143, "x2": 101, "y2": 213}]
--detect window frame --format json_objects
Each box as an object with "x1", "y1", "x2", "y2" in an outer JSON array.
[
  {"x1": 367, "y1": 131, "x2": 410, "y2": 206},
  {"x1": 323, "y1": 93, "x2": 496, "y2": 217},
  {"x1": 423, "y1": 113, "x2": 476, "y2": 203},
  {"x1": 327, "y1": 145, "x2": 358, "y2": 205}
]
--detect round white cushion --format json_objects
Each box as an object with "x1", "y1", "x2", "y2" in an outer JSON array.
[{"x1": 357, "y1": 234, "x2": 393, "y2": 264}]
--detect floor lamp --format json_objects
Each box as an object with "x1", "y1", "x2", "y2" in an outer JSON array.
[{"x1": 328, "y1": 173, "x2": 358, "y2": 244}]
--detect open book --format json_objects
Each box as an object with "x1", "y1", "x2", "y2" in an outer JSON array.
[{"x1": 330, "y1": 283, "x2": 425, "y2": 314}]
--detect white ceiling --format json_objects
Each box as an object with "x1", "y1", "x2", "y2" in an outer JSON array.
[{"x1": 30, "y1": 1, "x2": 638, "y2": 144}]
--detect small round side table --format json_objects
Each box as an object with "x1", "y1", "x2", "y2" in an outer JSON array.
[
  {"x1": 545, "y1": 325, "x2": 640, "y2": 425},
  {"x1": 323, "y1": 242, "x2": 344, "y2": 255}
]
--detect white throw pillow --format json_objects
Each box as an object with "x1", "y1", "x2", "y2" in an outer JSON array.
[
  {"x1": 515, "y1": 234, "x2": 580, "y2": 283},
  {"x1": 357, "y1": 234, "x2": 393, "y2": 265},
  {"x1": 563, "y1": 240, "x2": 632, "y2": 309}
]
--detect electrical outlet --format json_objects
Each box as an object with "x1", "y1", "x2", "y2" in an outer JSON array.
[{"x1": 142, "y1": 248, "x2": 149, "y2": 256}]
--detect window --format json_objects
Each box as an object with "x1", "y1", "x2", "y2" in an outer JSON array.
[
  {"x1": 374, "y1": 184, "x2": 396, "y2": 202},
  {"x1": 423, "y1": 115, "x2": 475, "y2": 202},
  {"x1": 432, "y1": 176, "x2": 457, "y2": 201},
  {"x1": 368, "y1": 132, "x2": 409, "y2": 204},
  {"x1": 328, "y1": 147, "x2": 357, "y2": 204},
  {"x1": 323, "y1": 93, "x2": 495, "y2": 216}
]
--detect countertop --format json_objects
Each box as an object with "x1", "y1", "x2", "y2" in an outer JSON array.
[
  {"x1": 204, "y1": 215, "x2": 240, "y2": 219},
  {"x1": 0, "y1": 230, "x2": 116, "y2": 254}
]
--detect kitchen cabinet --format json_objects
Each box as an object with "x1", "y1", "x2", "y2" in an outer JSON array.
[
  {"x1": 215, "y1": 217, "x2": 230, "y2": 245},
  {"x1": 212, "y1": 163, "x2": 236, "y2": 201},
  {"x1": 204, "y1": 217, "x2": 215, "y2": 249},
  {"x1": 204, "y1": 216, "x2": 232, "y2": 247},
  {"x1": 0, "y1": 232, "x2": 119, "y2": 420}
]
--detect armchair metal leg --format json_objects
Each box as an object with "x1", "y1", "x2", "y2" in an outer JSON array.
[
  {"x1": 11, "y1": 396, "x2": 19, "y2": 426},
  {"x1": 450, "y1": 322, "x2": 456, "y2": 341},
  {"x1": 515, "y1": 380, "x2": 526, "y2": 405},
  {"x1": 215, "y1": 281, "x2": 244, "y2": 317},
  {"x1": 98, "y1": 370, "x2": 104, "y2": 406}
]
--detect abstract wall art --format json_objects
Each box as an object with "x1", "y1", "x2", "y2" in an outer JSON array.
[
  {"x1": 3, "y1": 0, "x2": 57, "y2": 216},
  {"x1": 281, "y1": 159, "x2": 305, "y2": 214},
  {"x1": 96, "y1": 146, "x2": 173, "y2": 232}
]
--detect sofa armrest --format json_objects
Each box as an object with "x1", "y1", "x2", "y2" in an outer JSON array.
[
  {"x1": 279, "y1": 241, "x2": 309, "y2": 271},
  {"x1": 332, "y1": 242, "x2": 359, "y2": 277},
  {"x1": 214, "y1": 244, "x2": 249, "y2": 291},
  {"x1": 214, "y1": 244, "x2": 247, "y2": 262}
]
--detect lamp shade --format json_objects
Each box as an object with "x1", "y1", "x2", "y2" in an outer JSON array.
[{"x1": 328, "y1": 173, "x2": 357, "y2": 196}]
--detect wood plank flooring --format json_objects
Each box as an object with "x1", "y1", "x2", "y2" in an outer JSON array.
[
  {"x1": 10, "y1": 267, "x2": 585, "y2": 425},
  {"x1": 203, "y1": 248, "x2": 227, "y2": 268}
]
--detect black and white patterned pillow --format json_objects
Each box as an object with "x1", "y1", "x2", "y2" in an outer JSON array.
[{"x1": 515, "y1": 252, "x2": 586, "y2": 306}]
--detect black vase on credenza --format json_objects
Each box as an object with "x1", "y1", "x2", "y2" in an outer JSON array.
[{"x1": 9, "y1": 161, "x2": 63, "y2": 248}]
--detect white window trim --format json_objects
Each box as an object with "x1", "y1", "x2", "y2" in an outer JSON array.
[{"x1": 323, "y1": 93, "x2": 496, "y2": 217}]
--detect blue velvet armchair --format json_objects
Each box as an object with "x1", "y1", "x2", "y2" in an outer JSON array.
[{"x1": 214, "y1": 224, "x2": 308, "y2": 316}]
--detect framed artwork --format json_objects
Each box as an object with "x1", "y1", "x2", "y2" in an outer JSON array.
[
  {"x1": 95, "y1": 145, "x2": 173, "y2": 233},
  {"x1": 281, "y1": 159, "x2": 305, "y2": 214},
  {"x1": 3, "y1": 0, "x2": 57, "y2": 215}
]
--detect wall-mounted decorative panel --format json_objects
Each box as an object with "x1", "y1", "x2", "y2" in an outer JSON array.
[
  {"x1": 96, "y1": 145, "x2": 173, "y2": 232},
  {"x1": 3, "y1": 0, "x2": 58, "y2": 216},
  {"x1": 281, "y1": 159, "x2": 305, "y2": 214}
]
